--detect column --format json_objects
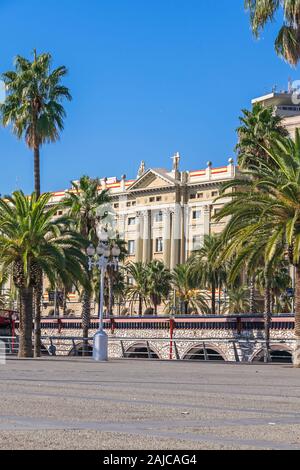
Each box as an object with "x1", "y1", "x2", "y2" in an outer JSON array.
[
  {"x1": 180, "y1": 204, "x2": 190, "y2": 264},
  {"x1": 170, "y1": 207, "x2": 181, "y2": 269},
  {"x1": 142, "y1": 210, "x2": 150, "y2": 263},
  {"x1": 163, "y1": 209, "x2": 171, "y2": 268},
  {"x1": 135, "y1": 212, "x2": 143, "y2": 262},
  {"x1": 204, "y1": 205, "x2": 211, "y2": 236}
]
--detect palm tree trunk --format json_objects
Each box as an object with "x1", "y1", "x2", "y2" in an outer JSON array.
[
  {"x1": 211, "y1": 279, "x2": 216, "y2": 315},
  {"x1": 34, "y1": 270, "x2": 42, "y2": 358},
  {"x1": 19, "y1": 287, "x2": 33, "y2": 358},
  {"x1": 249, "y1": 276, "x2": 255, "y2": 314},
  {"x1": 63, "y1": 288, "x2": 67, "y2": 316},
  {"x1": 264, "y1": 277, "x2": 271, "y2": 363},
  {"x1": 34, "y1": 145, "x2": 41, "y2": 198},
  {"x1": 138, "y1": 294, "x2": 142, "y2": 317},
  {"x1": 82, "y1": 289, "x2": 91, "y2": 357},
  {"x1": 270, "y1": 294, "x2": 275, "y2": 315},
  {"x1": 293, "y1": 264, "x2": 300, "y2": 367},
  {"x1": 33, "y1": 141, "x2": 42, "y2": 357}
]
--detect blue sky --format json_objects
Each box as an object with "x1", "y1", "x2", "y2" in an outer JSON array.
[{"x1": 0, "y1": 0, "x2": 298, "y2": 194}]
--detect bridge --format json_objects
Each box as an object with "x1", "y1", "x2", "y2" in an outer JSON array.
[{"x1": 4, "y1": 314, "x2": 295, "y2": 363}]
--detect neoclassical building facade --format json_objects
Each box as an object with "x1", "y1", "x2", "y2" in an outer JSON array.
[
  {"x1": 37, "y1": 155, "x2": 237, "y2": 316},
  {"x1": 50, "y1": 154, "x2": 236, "y2": 269}
]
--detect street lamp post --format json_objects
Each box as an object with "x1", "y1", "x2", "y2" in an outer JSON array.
[{"x1": 87, "y1": 228, "x2": 121, "y2": 362}]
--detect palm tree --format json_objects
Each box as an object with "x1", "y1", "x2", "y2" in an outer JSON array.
[
  {"x1": 0, "y1": 191, "x2": 88, "y2": 357},
  {"x1": 0, "y1": 51, "x2": 72, "y2": 197},
  {"x1": 216, "y1": 129, "x2": 300, "y2": 366},
  {"x1": 125, "y1": 262, "x2": 149, "y2": 316},
  {"x1": 245, "y1": 0, "x2": 300, "y2": 66},
  {"x1": 0, "y1": 51, "x2": 72, "y2": 357},
  {"x1": 146, "y1": 261, "x2": 171, "y2": 315},
  {"x1": 171, "y1": 264, "x2": 210, "y2": 315},
  {"x1": 105, "y1": 236, "x2": 127, "y2": 317},
  {"x1": 63, "y1": 176, "x2": 111, "y2": 343},
  {"x1": 217, "y1": 201, "x2": 287, "y2": 362},
  {"x1": 110, "y1": 271, "x2": 126, "y2": 316},
  {"x1": 236, "y1": 103, "x2": 288, "y2": 168},
  {"x1": 225, "y1": 287, "x2": 250, "y2": 315},
  {"x1": 255, "y1": 261, "x2": 291, "y2": 313},
  {"x1": 189, "y1": 235, "x2": 227, "y2": 315}
]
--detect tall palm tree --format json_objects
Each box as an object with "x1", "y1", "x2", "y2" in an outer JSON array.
[
  {"x1": 0, "y1": 51, "x2": 72, "y2": 357},
  {"x1": 189, "y1": 235, "x2": 227, "y2": 315},
  {"x1": 63, "y1": 176, "x2": 111, "y2": 343},
  {"x1": 146, "y1": 261, "x2": 171, "y2": 315},
  {"x1": 0, "y1": 51, "x2": 72, "y2": 197},
  {"x1": 217, "y1": 197, "x2": 287, "y2": 362},
  {"x1": 0, "y1": 191, "x2": 88, "y2": 357},
  {"x1": 236, "y1": 103, "x2": 288, "y2": 168},
  {"x1": 216, "y1": 129, "x2": 300, "y2": 366},
  {"x1": 171, "y1": 264, "x2": 210, "y2": 315},
  {"x1": 125, "y1": 262, "x2": 149, "y2": 316},
  {"x1": 245, "y1": 0, "x2": 300, "y2": 66}
]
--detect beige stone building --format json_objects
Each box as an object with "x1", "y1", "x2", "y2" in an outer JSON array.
[
  {"x1": 252, "y1": 86, "x2": 300, "y2": 138},
  {"x1": 49, "y1": 155, "x2": 236, "y2": 269}
]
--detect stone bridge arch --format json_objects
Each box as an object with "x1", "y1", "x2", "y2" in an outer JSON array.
[
  {"x1": 68, "y1": 341, "x2": 93, "y2": 356},
  {"x1": 182, "y1": 343, "x2": 226, "y2": 361},
  {"x1": 124, "y1": 342, "x2": 161, "y2": 359},
  {"x1": 251, "y1": 344, "x2": 293, "y2": 363}
]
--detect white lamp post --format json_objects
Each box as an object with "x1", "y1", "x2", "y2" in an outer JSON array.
[{"x1": 87, "y1": 229, "x2": 121, "y2": 361}]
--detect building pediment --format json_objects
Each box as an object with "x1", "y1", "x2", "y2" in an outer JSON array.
[{"x1": 127, "y1": 169, "x2": 179, "y2": 192}]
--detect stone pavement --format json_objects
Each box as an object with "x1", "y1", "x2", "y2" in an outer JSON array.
[{"x1": 0, "y1": 358, "x2": 300, "y2": 450}]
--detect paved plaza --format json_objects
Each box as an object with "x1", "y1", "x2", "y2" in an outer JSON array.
[{"x1": 0, "y1": 358, "x2": 300, "y2": 450}]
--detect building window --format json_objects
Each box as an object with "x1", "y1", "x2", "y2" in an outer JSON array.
[
  {"x1": 156, "y1": 196, "x2": 162, "y2": 202},
  {"x1": 197, "y1": 193, "x2": 204, "y2": 199},
  {"x1": 214, "y1": 208, "x2": 221, "y2": 217},
  {"x1": 190, "y1": 194, "x2": 196, "y2": 200},
  {"x1": 155, "y1": 211, "x2": 163, "y2": 223},
  {"x1": 155, "y1": 237, "x2": 163, "y2": 253},
  {"x1": 192, "y1": 235, "x2": 202, "y2": 251},
  {"x1": 150, "y1": 197, "x2": 155, "y2": 202},
  {"x1": 128, "y1": 240, "x2": 136, "y2": 255},
  {"x1": 114, "y1": 203, "x2": 119, "y2": 209},
  {"x1": 192, "y1": 210, "x2": 201, "y2": 220},
  {"x1": 128, "y1": 217, "x2": 136, "y2": 226},
  {"x1": 132, "y1": 201, "x2": 136, "y2": 206},
  {"x1": 126, "y1": 202, "x2": 132, "y2": 207},
  {"x1": 212, "y1": 191, "x2": 219, "y2": 197}
]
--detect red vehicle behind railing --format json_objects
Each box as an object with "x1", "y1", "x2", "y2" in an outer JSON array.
[{"x1": 0, "y1": 310, "x2": 18, "y2": 337}]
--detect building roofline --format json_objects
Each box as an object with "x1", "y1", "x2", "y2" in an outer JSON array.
[{"x1": 46, "y1": 163, "x2": 235, "y2": 198}]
